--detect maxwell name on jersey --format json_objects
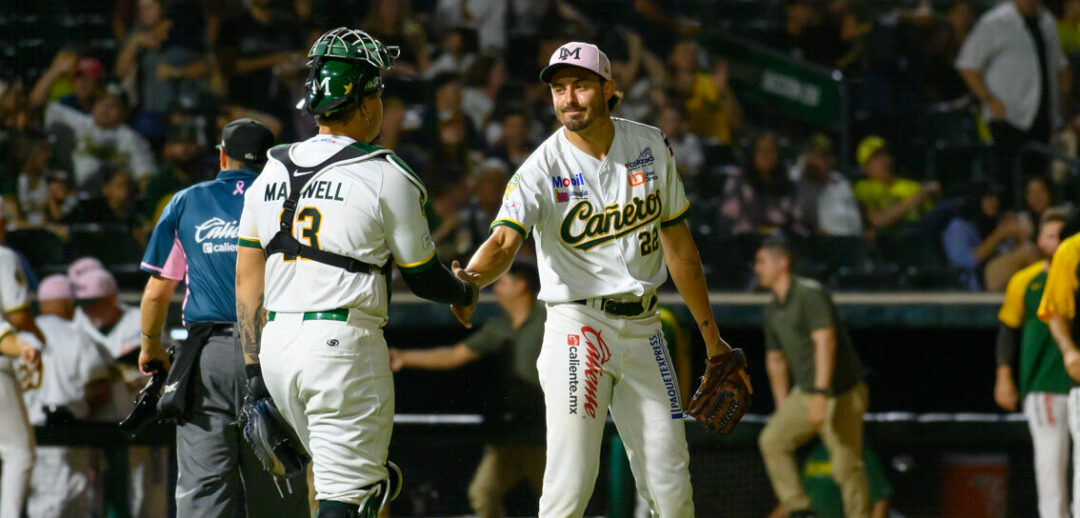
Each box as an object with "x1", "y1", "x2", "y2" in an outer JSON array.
[
  {"x1": 560, "y1": 190, "x2": 663, "y2": 251},
  {"x1": 263, "y1": 179, "x2": 350, "y2": 202}
]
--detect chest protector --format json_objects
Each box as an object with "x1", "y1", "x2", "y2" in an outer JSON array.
[{"x1": 263, "y1": 144, "x2": 392, "y2": 274}]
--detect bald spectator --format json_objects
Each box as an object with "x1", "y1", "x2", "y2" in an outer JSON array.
[{"x1": 44, "y1": 85, "x2": 156, "y2": 192}]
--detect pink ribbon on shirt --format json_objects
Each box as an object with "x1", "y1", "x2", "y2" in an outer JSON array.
[{"x1": 234, "y1": 181, "x2": 245, "y2": 195}]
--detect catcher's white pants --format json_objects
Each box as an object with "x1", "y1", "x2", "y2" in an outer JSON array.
[
  {"x1": 0, "y1": 366, "x2": 34, "y2": 518},
  {"x1": 260, "y1": 314, "x2": 392, "y2": 508},
  {"x1": 537, "y1": 303, "x2": 692, "y2": 518},
  {"x1": 1024, "y1": 392, "x2": 1070, "y2": 518}
]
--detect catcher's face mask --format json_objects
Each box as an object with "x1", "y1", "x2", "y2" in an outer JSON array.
[{"x1": 303, "y1": 27, "x2": 400, "y2": 117}]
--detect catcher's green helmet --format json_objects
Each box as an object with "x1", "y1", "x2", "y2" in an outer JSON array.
[{"x1": 303, "y1": 27, "x2": 400, "y2": 117}]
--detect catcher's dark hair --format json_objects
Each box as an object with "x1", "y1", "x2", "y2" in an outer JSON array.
[
  {"x1": 507, "y1": 262, "x2": 541, "y2": 295},
  {"x1": 313, "y1": 106, "x2": 358, "y2": 126}
]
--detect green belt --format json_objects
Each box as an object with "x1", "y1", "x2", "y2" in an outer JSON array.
[{"x1": 267, "y1": 307, "x2": 349, "y2": 322}]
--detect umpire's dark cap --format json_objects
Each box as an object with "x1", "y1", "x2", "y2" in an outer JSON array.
[{"x1": 218, "y1": 118, "x2": 274, "y2": 166}]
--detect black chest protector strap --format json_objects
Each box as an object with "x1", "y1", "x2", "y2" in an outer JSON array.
[{"x1": 263, "y1": 144, "x2": 389, "y2": 274}]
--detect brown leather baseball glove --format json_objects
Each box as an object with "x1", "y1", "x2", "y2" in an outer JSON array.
[{"x1": 687, "y1": 348, "x2": 751, "y2": 434}]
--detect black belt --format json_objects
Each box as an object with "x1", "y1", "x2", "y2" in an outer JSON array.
[
  {"x1": 205, "y1": 323, "x2": 235, "y2": 337},
  {"x1": 573, "y1": 296, "x2": 657, "y2": 317}
]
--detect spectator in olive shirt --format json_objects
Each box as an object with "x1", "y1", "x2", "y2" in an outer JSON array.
[
  {"x1": 389, "y1": 262, "x2": 545, "y2": 518},
  {"x1": 754, "y1": 236, "x2": 870, "y2": 518}
]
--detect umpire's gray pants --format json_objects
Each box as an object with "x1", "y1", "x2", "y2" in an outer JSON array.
[{"x1": 175, "y1": 331, "x2": 309, "y2": 518}]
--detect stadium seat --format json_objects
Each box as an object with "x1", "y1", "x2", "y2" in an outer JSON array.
[
  {"x1": 875, "y1": 228, "x2": 957, "y2": 290},
  {"x1": 5, "y1": 229, "x2": 65, "y2": 270},
  {"x1": 67, "y1": 225, "x2": 144, "y2": 268}
]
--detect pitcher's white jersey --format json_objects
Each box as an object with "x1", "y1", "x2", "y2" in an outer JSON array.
[
  {"x1": 492, "y1": 118, "x2": 690, "y2": 302},
  {"x1": 238, "y1": 134, "x2": 436, "y2": 326}
]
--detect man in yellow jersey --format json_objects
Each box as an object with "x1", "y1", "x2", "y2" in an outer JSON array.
[
  {"x1": 998, "y1": 207, "x2": 1070, "y2": 518},
  {"x1": 1038, "y1": 211, "x2": 1080, "y2": 518}
]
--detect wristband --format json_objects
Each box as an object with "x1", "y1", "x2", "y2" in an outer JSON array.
[
  {"x1": 804, "y1": 387, "x2": 830, "y2": 396},
  {"x1": 245, "y1": 364, "x2": 262, "y2": 379}
]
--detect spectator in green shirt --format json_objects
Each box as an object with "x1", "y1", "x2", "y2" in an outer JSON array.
[
  {"x1": 755, "y1": 236, "x2": 871, "y2": 518},
  {"x1": 389, "y1": 262, "x2": 545, "y2": 518}
]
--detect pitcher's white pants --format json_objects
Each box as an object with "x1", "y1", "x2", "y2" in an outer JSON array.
[
  {"x1": 537, "y1": 303, "x2": 692, "y2": 518},
  {"x1": 260, "y1": 315, "x2": 392, "y2": 508}
]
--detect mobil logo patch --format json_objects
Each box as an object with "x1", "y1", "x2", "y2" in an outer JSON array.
[{"x1": 552, "y1": 173, "x2": 586, "y2": 189}]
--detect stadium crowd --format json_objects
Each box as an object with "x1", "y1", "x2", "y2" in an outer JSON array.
[
  {"x1": 2, "y1": 0, "x2": 1079, "y2": 295},
  {"x1": 3, "y1": 1, "x2": 1080, "y2": 516}
]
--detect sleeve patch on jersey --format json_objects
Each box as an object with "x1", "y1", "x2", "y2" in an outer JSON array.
[
  {"x1": 237, "y1": 237, "x2": 263, "y2": 249},
  {"x1": 660, "y1": 203, "x2": 690, "y2": 227},
  {"x1": 490, "y1": 219, "x2": 528, "y2": 239},
  {"x1": 396, "y1": 250, "x2": 438, "y2": 273}
]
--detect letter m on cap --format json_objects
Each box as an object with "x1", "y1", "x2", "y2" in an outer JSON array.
[{"x1": 559, "y1": 47, "x2": 581, "y2": 61}]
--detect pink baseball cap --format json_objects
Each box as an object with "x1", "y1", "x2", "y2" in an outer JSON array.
[
  {"x1": 73, "y1": 269, "x2": 117, "y2": 300},
  {"x1": 540, "y1": 42, "x2": 612, "y2": 83},
  {"x1": 67, "y1": 257, "x2": 105, "y2": 280},
  {"x1": 38, "y1": 274, "x2": 74, "y2": 301}
]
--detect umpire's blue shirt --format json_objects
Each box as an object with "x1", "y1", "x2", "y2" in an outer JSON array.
[{"x1": 141, "y1": 169, "x2": 257, "y2": 324}]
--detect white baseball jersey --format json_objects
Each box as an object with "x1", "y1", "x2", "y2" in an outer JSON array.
[
  {"x1": 74, "y1": 305, "x2": 141, "y2": 360},
  {"x1": 23, "y1": 316, "x2": 110, "y2": 424},
  {"x1": 74, "y1": 306, "x2": 143, "y2": 422},
  {"x1": 238, "y1": 134, "x2": 436, "y2": 327},
  {"x1": 0, "y1": 247, "x2": 30, "y2": 374},
  {"x1": 493, "y1": 118, "x2": 690, "y2": 302}
]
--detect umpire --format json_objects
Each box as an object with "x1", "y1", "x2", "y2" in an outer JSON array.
[{"x1": 138, "y1": 119, "x2": 309, "y2": 517}]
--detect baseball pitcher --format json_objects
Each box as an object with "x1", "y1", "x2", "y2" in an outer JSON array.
[{"x1": 459, "y1": 42, "x2": 751, "y2": 517}]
